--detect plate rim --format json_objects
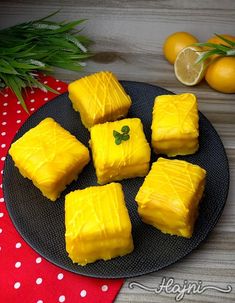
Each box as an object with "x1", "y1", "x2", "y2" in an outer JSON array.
[{"x1": 3, "y1": 80, "x2": 230, "y2": 279}]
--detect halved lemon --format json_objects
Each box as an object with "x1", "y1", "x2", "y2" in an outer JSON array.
[{"x1": 174, "y1": 46, "x2": 206, "y2": 86}]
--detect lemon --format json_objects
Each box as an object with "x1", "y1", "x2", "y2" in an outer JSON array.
[
  {"x1": 174, "y1": 46, "x2": 206, "y2": 86},
  {"x1": 163, "y1": 32, "x2": 199, "y2": 64},
  {"x1": 205, "y1": 56, "x2": 235, "y2": 93},
  {"x1": 204, "y1": 34, "x2": 235, "y2": 61},
  {"x1": 207, "y1": 34, "x2": 235, "y2": 47}
]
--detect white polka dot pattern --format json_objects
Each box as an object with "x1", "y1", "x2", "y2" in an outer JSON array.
[
  {"x1": 36, "y1": 278, "x2": 43, "y2": 285},
  {"x1": 14, "y1": 282, "x2": 21, "y2": 289},
  {"x1": 80, "y1": 290, "x2": 87, "y2": 297},
  {"x1": 15, "y1": 261, "x2": 21, "y2": 268},
  {"x1": 0, "y1": 77, "x2": 119, "y2": 303},
  {"x1": 59, "y1": 295, "x2": 66, "y2": 302},
  {"x1": 101, "y1": 285, "x2": 109, "y2": 292},
  {"x1": 36, "y1": 257, "x2": 42, "y2": 264},
  {"x1": 57, "y1": 273, "x2": 64, "y2": 280}
]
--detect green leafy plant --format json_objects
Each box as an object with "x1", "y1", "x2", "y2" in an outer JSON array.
[
  {"x1": 195, "y1": 34, "x2": 235, "y2": 64},
  {"x1": 0, "y1": 11, "x2": 92, "y2": 112},
  {"x1": 113, "y1": 125, "x2": 130, "y2": 145}
]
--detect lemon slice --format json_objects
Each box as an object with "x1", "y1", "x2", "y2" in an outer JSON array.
[{"x1": 174, "y1": 46, "x2": 206, "y2": 86}]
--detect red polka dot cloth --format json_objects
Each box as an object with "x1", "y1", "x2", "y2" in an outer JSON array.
[{"x1": 0, "y1": 75, "x2": 123, "y2": 303}]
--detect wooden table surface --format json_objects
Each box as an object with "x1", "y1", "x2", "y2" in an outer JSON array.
[{"x1": 1, "y1": 1, "x2": 234, "y2": 302}]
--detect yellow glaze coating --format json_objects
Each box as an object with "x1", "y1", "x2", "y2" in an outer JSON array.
[
  {"x1": 90, "y1": 118, "x2": 151, "y2": 184},
  {"x1": 9, "y1": 117, "x2": 90, "y2": 201},
  {"x1": 135, "y1": 158, "x2": 206, "y2": 238},
  {"x1": 151, "y1": 93, "x2": 199, "y2": 157},
  {"x1": 68, "y1": 71, "x2": 132, "y2": 129},
  {"x1": 65, "y1": 182, "x2": 134, "y2": 265}
]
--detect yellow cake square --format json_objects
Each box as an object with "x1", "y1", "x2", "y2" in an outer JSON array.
[
  {"x1": 9, "y1": 117, "x2": 90, "y2": 201},
  {"x1": 135, "y1": 157, "x2": 206, "y2": 238},
  {"x1": 65, "y1": 182, "x2": 134, "y2": 265},
  {"x1": 151, "y1": 93, "x2": 199, "y2": 157},
  {"x1": 89, "y1": 118, "x2": 151, "y2": 184},
  {"x1": 68, "y1": 71, "x2": 132, "y2": 129}
]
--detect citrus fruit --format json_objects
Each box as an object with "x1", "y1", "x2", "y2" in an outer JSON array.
[
  {"x1": 163, "y1": 32, "x2": 199, "y2": 64},
  {"x1": 174, "y1": 46, "x2": 206, "y2": 86},
  {"x1": 204, "y1": 34, "x2": 235, "y2": 61},
  {"x1": 207, "y1": 34, "x2": 235, "y2": 46},
  {"x1": 205, "y1": 56, "x2": 235, "y2": 93}
]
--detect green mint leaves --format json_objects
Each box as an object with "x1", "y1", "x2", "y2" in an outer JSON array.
[{"x1": 113, "y1": 125, "x2": 130, "y2": 145}]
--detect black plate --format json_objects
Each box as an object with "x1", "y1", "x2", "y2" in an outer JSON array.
[{"x1": 3, "y1": 81, "x2": 229, "y2": 278}]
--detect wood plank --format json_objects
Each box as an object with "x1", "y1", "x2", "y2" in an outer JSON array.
[{"x1": 0, "y1": 1, "x2": 234, "y2": 302}]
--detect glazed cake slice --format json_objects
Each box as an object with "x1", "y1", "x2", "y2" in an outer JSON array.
[
  {"x1": 9, "y1": 117, "x2": 90, "y2": 201},
  {"x1": 135, "y1": 157, "x2": 206, "y2": 238},
  {"x1": 151, "y1": 93, "x2": 199, "y2": 157},
  {"x1": 65, "y1": 182, "x2": 134, "y2": 265},
  {"x1": 68, "y1": 71, "x2": 132, "y2": 129},
  {"x1": 89, "y1": 118, "x2": 151, "y2": 184}
]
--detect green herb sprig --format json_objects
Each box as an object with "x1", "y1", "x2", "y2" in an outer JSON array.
[
  {"x1": 113, "y1": 125, "x2": 130, "y2": 145},
  {"x1": 0, "y1": 11, "x2": 92, "y2": 112},
  {"x1": 194, "y1": 34, "x2": 235, "y2": 64}
]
